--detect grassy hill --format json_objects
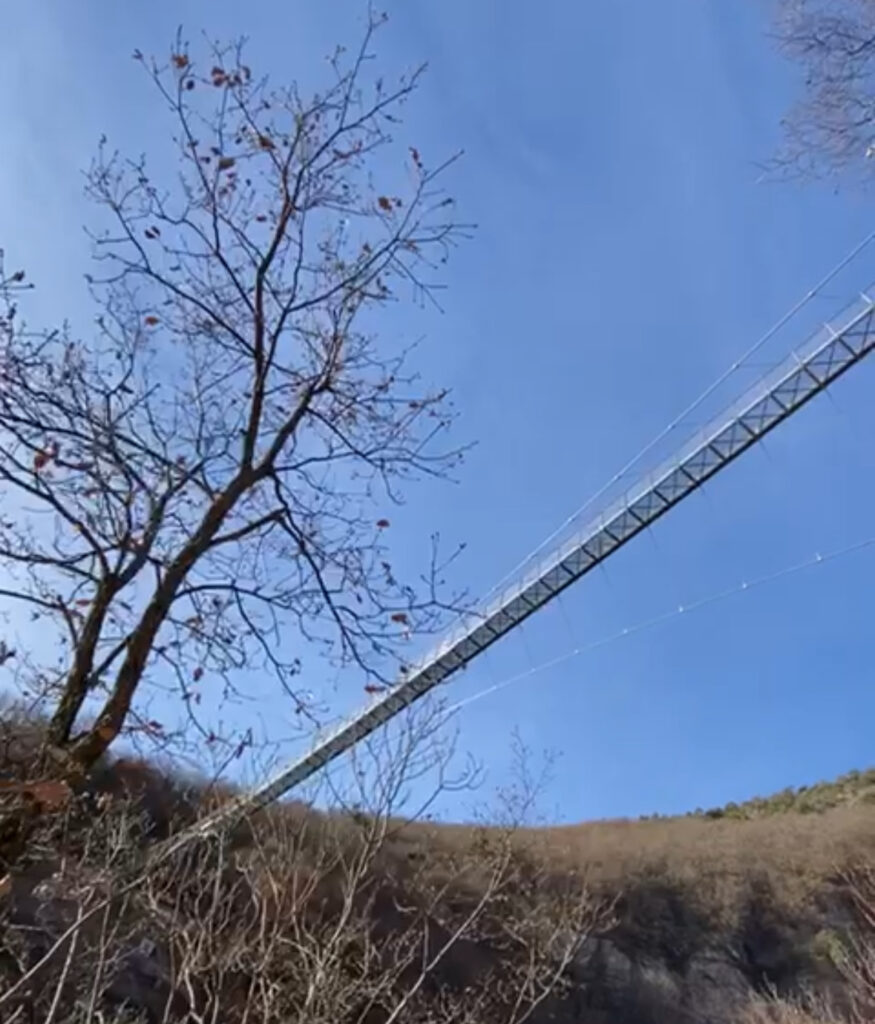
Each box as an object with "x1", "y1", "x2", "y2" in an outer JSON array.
[
  {"x1": 680, "y1": 768, "x2": 875, "y2": 822},
  {"x1": 1, "y1": 713, "x2": 873, "y2": 1023}
]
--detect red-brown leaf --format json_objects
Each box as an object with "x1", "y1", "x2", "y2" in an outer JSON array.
[
  {"x1": 390, "y1": 612, "x2": 409, "y2": 626},
  {"x1": 377, "y1": 196, "x2": 392, "y2": 212},
  {"x1": 32, "y1": 780, "x2": 72, "y2": 811},
  {"x1": 376, "y1": 519, "x2": 390, "y2": 529},
  {"x1": 144, "y1": 315, "x2": 159, "y2": 326}
]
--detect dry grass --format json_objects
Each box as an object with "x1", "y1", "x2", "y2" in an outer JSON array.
[
  {"x1": 0, "y1": 722, "x2": 608, "y2": 1023},
  {"x1": 4, "y1": 704, "x2": 875, "y2": 1022},
  {"x1": 415, "y1": 800, "x2": 875, "y2": 931},
  {"x1": 740, "y1": 996, "x2": 844, "y2": 1024}
]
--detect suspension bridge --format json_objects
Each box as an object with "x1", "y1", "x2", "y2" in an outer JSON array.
[{"x1": 171, "y1": 272, "x2": 875, "y2": 845}]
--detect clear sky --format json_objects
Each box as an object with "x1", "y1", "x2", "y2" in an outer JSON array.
[{"x1": 1, "y1": 1, "x2": 873, "y2": 822}]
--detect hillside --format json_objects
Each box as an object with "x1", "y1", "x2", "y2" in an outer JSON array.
[
  {"x1": 682, "y1": 769, "x2": 875, "y2": 822},
  {"x1": 1, "y1": 727, "x2": 874, "y2": 1023}
]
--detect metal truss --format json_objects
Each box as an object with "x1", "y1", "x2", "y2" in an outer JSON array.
[{"x1": 184, "y1": 286, "x2": 875, "y2": 841}]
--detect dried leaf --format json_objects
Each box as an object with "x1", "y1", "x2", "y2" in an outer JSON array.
[
  {"x1": 193, "y1": 666, "x2": 204, "y2": 682},
  {"x1": 376, "y1": 518, "x2": 390, "y2": 529},
  {"x1": 257, "y1": 134, "x2": 275, "y2": 150},
  {"x1": 217, "y1": 156, "x2": 235, "y2": 171},
  {"x1": 171, "y1": 54, "x2": 189, "y2": 70},
  {"x1": 390, "y1": 612, "x2": 409, "y2": 625},
  {"x1": 377, "y1": 196, "x2": 392, "y2": 212},
  {"x1": 74, "y1": 598, "x2": 91, "y2": 608},
  {"x1": 28, "y1": 780, "x2": 72, "y2": 811},
  {"x1": 144, "y1": 315, "x2": 160, "y2": 326}
]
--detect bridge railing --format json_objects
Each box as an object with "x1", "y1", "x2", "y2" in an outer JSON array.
[{"x1": 420, "y1": 284, "x2": 875, "y2": 671}]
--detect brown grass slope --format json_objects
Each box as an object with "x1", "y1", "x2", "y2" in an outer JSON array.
[{"x1": 1, "y1": 712, "x2": 874, "y2": 1023}]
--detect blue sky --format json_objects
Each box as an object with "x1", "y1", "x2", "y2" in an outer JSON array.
[{"x1": 1, "y1": 1, "x2": 874, "y2": 822}]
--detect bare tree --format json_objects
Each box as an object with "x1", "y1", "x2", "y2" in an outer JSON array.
[
  {"x1": 0, "y1": 701, "x2": 610, "y2": 1023},
  {"x1": 0, "y1": 10, "x2": 470, "y2": 816},
  {"x1": 771, "y1": 0, "x2": 875, "y2": 184}
]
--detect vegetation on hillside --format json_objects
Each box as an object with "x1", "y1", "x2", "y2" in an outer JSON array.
[
  {"x1": 3, "y1": 702, "x2": 874, "y2": 1022},
  {"x1": 682, "y1": 769, "x2": 875, "y2": 823},
  {"x1": 0, "y1": 704, "x2": 611, "y2": 1023}
]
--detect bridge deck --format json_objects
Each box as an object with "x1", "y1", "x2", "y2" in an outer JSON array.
[{"x1": 185, "y1": 285, "x2": 875, "y2": 841}]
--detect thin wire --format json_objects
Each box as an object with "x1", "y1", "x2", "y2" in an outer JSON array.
[
  {"x1": 467, "y1": 228, "x2": 875, "y2": 612},
  {"x1": 299, "y1": 528, "x2": 875, "y2": 799},
  {"x1": 442, "y1": 534, "x2": 875, "y2": 718}
]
